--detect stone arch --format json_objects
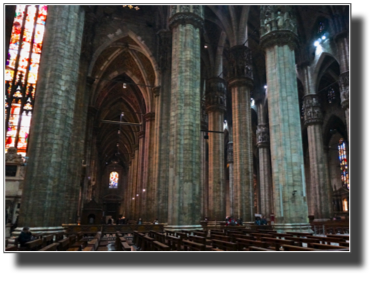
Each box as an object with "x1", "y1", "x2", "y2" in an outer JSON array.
[{"x1": 313, "y1": 52, "x2": 340, "y2": 93}]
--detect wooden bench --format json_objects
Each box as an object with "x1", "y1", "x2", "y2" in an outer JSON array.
[
  {"x1": 165, "y1": 230, "x2": 176, "y2": 237},
  {"x1": 67, "y1": 247, "x2": 80, "y2": 251},
  {"x1": 5, "y1": 245, "x2": 18, "y2": 251},
  {"x1": 326, "y1": 234, "x2": 349, "y2": 241},
  {"x1": 86, "y1": 238, "x2": 99, "y2": 251},
  {"x1": 121, "y1": 242, "x2": 131, "y2": 251},
  {"x1": 194, "y1": 231, "x2": 207, "y2": 238},
  {"x1": 305, "y1": 236, "x2": 345, "y2": 245},
  {"x1": 284, "y1": 236, "x2": 320, "y2": 247},
  {"x1": 272, "y1": 233, "x2": 292, "y2": 239},
  {"x1": 39, "y1": 243, "x2": 59, "y2": 251},
  {"x1": 82, "y1": 246, "x2": 94, "y2": 251},
  {"x1": 308, "y1": 243, "x2": 349, "y2": 251},
  {"x1": 166, "y1": 235, "x2": 182, "y2": 251},
  {"x1": 211, "y1": 234, "x2": 231, "y2": 242},
  {"x1": 97, "y1": 246, "x2": 109, "y2": 251},
  {"x1": 182, "y1": 239, "x2": 206, "y2": 251},
  {"x1": 248, "y1": 246, "x2": 275, "y2": 251},
  {"x1": 235, "y1": 238, "x2": 269, "y2": 250},
  {"x1": 211, "y1": 239, "x2": 237, "y2": 251},
  {"x1": 250, "y1": 233, "x2": 274, "y2": 239},
  {"x1": 142, "y1": 235, "x2": 154, "y2": 251},
  {"x1": 286, "y1": 232, "x2": 313, "y2": 237},
  {"x1": 57, "y1": 238, "x2": 70, "y2": 251},
  {"x1": 261, "y1": 237, "x2": 296, "y2": 251},
  {"x1": 25, "y1": 239, "x2": 43, "y2": 251},
  {"x1": 153, "y1": 241, "x2": 170, "y2": 251},
  {"x1": 155, "y1": 232, "x2": 166, "y2": 243},
  {"x1": 282, "y1": 245, "x2": 318, "y2": 251},
  {"x1": 42, "y1": 234, "x2": 54, "y2": 246},
  {"x1": 176, "y1": 232, "x2": 188, "y2": 240}
]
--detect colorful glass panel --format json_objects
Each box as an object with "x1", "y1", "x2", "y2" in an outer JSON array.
[
  {"x1": 338, "y1": 138, "x2": 349, "y2": 190},
  {"x1": 5, "y1": 5, "x2": 48, "y2": 156},
  {"x1": 109, "y1": 172, "x2": 119, "y2": 188}
]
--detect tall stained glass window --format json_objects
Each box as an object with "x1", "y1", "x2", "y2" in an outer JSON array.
[
  {"x1": 5, "y1": 5, "x2": 48, "y2": 156},
  {"x1": 109, "y1": 172, "x2": 119, "y2": 188},
  {"x1": 338, "y1": 138, "x2": 349, "y2": 190}
]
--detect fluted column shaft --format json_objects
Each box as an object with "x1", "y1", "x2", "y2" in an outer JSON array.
[
  {"x1": 131, "y1": 147, "x2": 139, "y2": 220},
  {"x1": 227, "y1": 138, "x2": 234, "y2": 217},
  {"x1": 136, "y1": 133, "x2": 144, "y2": 220},
  {"x1": 18, "y1": 6, "x2": 85, "y2": 230},
  {"x1": 206, "y1": 78, "x2": 226, "y2": 220},
  {"x1": 256, "y1": 101, "x2": 273, "y2": 218},
  {"x1": 144, "y1": 113, "x2": 155, "y2": 222},
  {"x1": 228, "y1": 45, "x2": 254, "y2": 221},
  {"x1": 167, "y1": 6, "x2": 203, "y2": 227},
  {"x1": 260, "y1": 6, "x2": 310, "y2": 231}
]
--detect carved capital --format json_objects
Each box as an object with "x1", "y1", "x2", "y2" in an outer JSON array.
[
  {"x1": 303, "y1": 94, "x2": 323, "y2": 126},
  {"x1": 260, "y1": 6, "x2": 297, "y2": 36},
  {"x1": 152, "y1": 86, "x2": 160, "y2": 97},
  {"x1": 170, "y1": 5, "x2": 202, "y2": 18},
  {"x1": 228, "y1": 45, "x2": 254, "y2": 82},
  {"x1": 227, "y1": 142, "x2": 234, "y2": 164},
  {"x1": 169, "y1": 12, "x2": 204, "y2": 30},
  {"x1": 256, "y1": 124, "x2": 270, "y2": 148},
  {"x1": 339, "y1": 71, "x2": 349, "y2": 110},
  {"x1": 205, "y1": 77, "x2": 227, "y2": 113},
  {"x1": 144, "y1": 112, "x2": 155, "y2": 122}
]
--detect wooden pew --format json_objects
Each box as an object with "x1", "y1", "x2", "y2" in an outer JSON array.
[
  {"x1": 261, "y1": 237, "x2": 296, "y2": 251},
  {"x1": 308, "y1": 243, "x2": 349, "y2": 251},
  {"x1": 182, "y1": 239, "x2": 206, "y2": 251},
  {"x1": 58, "y1": 238, "x2": 71, "y2": 251},
  {"x1": 248, "y1": 246, "x2": 275, "y2": 251},
  {"x1": 193, "y1": 231, "x2": 207, "y2": 238},
  {"x1": 282, "y1": 245, "x2": 319, "y2": 251},
  {"x1": 5, "y1": 245, "x2": 18, "y2": 251},
  {"x1": 188, "y1": 235, "x2": 212, "y2": 250},
  {"x1": 155, "y1": 232, "x2": 166, "y2": 244},
  {"x1": 166, "y1": 235, "x2": 182, "y2": 251},
  {"x1": 211, "y1": 234, "x2": 231, "y2": 242},
  {"x1": 235, "y1": 238, "x2": 269, "y2": 250},
  {"x1": 25, "y1": 239, "x2": 43, "y2": 251},
  {"x1": 326, "y1": 234, "x2": 349, "y2": 241},
  {"x1": 153, "y1": 241, "x2": 170, "y2": 251},
  {"x1": 38, "y1": 243, "x2": 59, "y2": 251},
  {"x1": 142, "y1": 235, "x2": 154, "y2": 251},
  {"x1": 42, "y1": 234, "x2": 54, "y2": 246},
  {"x1": 176, "y1": 232, "x2": 188, "y2": 240},
  {"x1": 305, "y1": 236, "x2": 345, "y2": 245},
  {"x1": 165, "y1": 230, "x2": 176, "y2": 237},
  {"x1": 284, "y1": 236, "x2": 320, "y2": 247},
  {"x1": 250, "y1": 233, "x2": 273, "y2": 240},
  {"x1": 285, "y1": 232, "x2": 313, "y2": 237},
  {"x1": 211, "y1": 239, "x2": 237, "y2": 251},
  {"x1": 87, "y1": 238, "x2": 99, "y2": 251},
  {"x1": 121, "y1": 241, "x2": 132, "y2": 251}
]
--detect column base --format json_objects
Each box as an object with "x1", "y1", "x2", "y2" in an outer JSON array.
[
  {"x1": 273, "y1": 223, "x2": 313, "y2": 233},
  {"x1": 164, "y1": 224, "x2": 203, "y2": 232}
]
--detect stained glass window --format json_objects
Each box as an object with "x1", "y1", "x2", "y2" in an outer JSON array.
[
  {"x1": 327, "y1": 87, "x2": 336, "y2": 104},
  {"x1": 109, "y1": 172, "x2": 119, "y2": 188},
  {"x1": 338, "y1": 138, "x2": 349, "y2": 190},
  {"x1": 5, "y1": 5, "x2": 48, "y2": 156}
]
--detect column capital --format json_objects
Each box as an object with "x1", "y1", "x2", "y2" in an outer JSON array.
[
  {"x1": 303, "y1": 94, "x2": 323, "y2": 126},
  {"x1": 169, "y1": 9, "x2": 204, "y2": 30},
  {"x1": 228, "y1": 45, "x2": 254, "y2": 84},
  {"x1": 205, "y1": 77, "x2": 227, "y2": 113},
  {"x1": 339, "y1": 71, "x2": 349, "y2": 110},
  {"x1": 256, "y1": 124, "x2": 270, "y2": 148},
  {"x1": 144, "y1": 112, "x2": 155, "y2": 122},
  {"x1": 259, "y1": 6, "x2": 298, "y2": 50}
]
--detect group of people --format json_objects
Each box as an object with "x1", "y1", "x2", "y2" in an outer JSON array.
[
  {"x1": 106, "y1": 217, "x2": 159, "y2": 225},
  {"x1": 225, "y1": 216, "x2": 243, "y2": 226},
  {"x1": 255, "y1": 216, "x2": 268, "y2": 225}
]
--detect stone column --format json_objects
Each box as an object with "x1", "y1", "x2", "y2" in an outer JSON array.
[
  {"x1": 155, "y1": 30, "x2": 172, "y2": 223},
  {"x1": 335, "y1": 29, "x2": 349, "y2": 139},
  {"x1": 136, "y1": 131, "x2": 144, "y2": 220},
  {"x1": 144, "y1": 112, "x2": 155, "y2": 222},
  {"x1": 16, "y1": 6, "x2": 85, "y2": 234},
  {"x1": 167, "y1": 5, "x2": 203, "y2": 229},
  {"x1": 256, "y1": 101, "x2": 273, "y2": 219},
  {"x1": 226, "y1": 133, "x2": 234, "y2": 217},
  {"x1": 303, "y1": 94, "x2": 332, "y2": 220},
  {"x1": 206, "y1": 78, "x2": 226, "y2": 221},
  {"x1": 200, "y1": 98, "x2": 208, "y2": 219},
  {"x1": 260, "y1": 6, "x2": 311, "y2": 232},
  {"x1": 131, "y1": 146, "x2": 139, "y2": 220},
  {"x1": 125, "y1": 158, "x2": 133, "y2": 219},
  {"x1": 228, "y1": 45, "x2": 255, "y2": 221}
]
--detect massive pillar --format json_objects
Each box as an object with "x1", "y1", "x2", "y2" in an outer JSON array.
[
  {"x1": 16, "y1": 6, "x2": 85, "y2": 233},
  {"x1": 226, "y1": 129, "x2": 234, "y2": 217},
  {"x1": 228, "y1": 45, "x2": 254, "y2": 221},
  {"x1": 155, "y1": 31, "x2": 172, "y2": 223},
  {"x1": 256, "y1": 100, "x2": 273, "y2": 219},
  {"x1": 303, "y1": 93, "x2": 332, "y2": 220},
  {"x1": 335, "y1": 30, "x2": 349, "y2": 139},
  {"x1": 136, "y1": 131, "x2": 144, "y2": 220},
  {"x1": 66, "y1": 10, "x2": 97, "y2": 224},
  {"x1": 144, "y1": 112, "x2": 155, "y2": 222},
  {"x1": 260, "y1": 6, "x2": 311, "y2": 232},
  {"x1": 206, "y1": 78, "x2": 226, "y2": 220},
  {"x1": 131, "y1": 146, "x2": 139, "y2": 220},
  {"x1": 200, "y1": 99, "x2": 208, "y2": 219},
  {"x1": 167, "y1": 5, "x2": 203, "y2": 229}
]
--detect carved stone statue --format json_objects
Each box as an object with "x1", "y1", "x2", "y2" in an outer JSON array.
[{"x1": 6, "y1": 147, "x2": 23, "y2": 164}]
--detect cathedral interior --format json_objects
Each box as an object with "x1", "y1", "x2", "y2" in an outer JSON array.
[{"x1": 4, "y1": 5, "x2": 350, "y2": 249}]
